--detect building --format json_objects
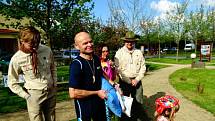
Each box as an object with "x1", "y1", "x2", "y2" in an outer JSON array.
[{"x1": 0, "y1": 29, "x2": 19, "y2": 55}]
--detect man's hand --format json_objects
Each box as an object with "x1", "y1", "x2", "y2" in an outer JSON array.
[
  {"x1": 131, "y1": 79, "x2": 139, "y2": 87},
  {"x1": 97, "y1": 90, "x2": 107, "y2": 99}
]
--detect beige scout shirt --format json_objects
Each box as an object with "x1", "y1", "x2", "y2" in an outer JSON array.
[
  {"x1": 8, "y1": 44, "x2": 57, "y2": 99},
  {"x1": 114, "y1": 46, "x2": 146, "y2": 84}
]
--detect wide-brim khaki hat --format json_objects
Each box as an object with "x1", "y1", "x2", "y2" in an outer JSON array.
[{"x1": 121, "y1": 31, "x2": 139, "y2": 42}]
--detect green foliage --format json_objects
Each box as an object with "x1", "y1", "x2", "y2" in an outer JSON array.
[
  {"x1": 92, "y1": 26, "x2": 125, "y2": 51},
  {"x1": 170, "y1": 68, "x2": 215, "y2": 115},
  {"x1": 0, "y1": 0, "x2": 95, "y2": 49}
]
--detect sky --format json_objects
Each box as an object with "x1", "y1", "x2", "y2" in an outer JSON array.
[{"x1": 92, "y1": 0, "x2": 215, "y2": 24}]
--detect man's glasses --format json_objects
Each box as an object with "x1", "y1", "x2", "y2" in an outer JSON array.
[{"x1": 102, "y1": 50, "x2": 109, "y2": 53}]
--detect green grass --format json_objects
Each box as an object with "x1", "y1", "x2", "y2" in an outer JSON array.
[
  {"x1": 146, "y1": 57, "x2": 215, "y2": 65},
  {"x1": 169, "y1": 68, "x2": 215, "y2": 116},
  {"x1": 0, "y1": 87, "x2": 69, "y2": 113},
  {"x1": 146, "y1": 57, "x2": 196, "y2": 64},
  {"x1": 146, "y1": 63, "x2": 169, "y2": 71},
  {"x1": 0, "y1": 88, "x2": 27, "y2": 113},
  {"x1": 57, "y1": 66, "x2": 70, "y2": 82}
]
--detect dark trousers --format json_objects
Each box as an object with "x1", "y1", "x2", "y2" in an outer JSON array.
[
  {"x1": 80, "y1": 115, "x2": 107, "y2": 121},
  {"x1": 75, "y1": 98, "x2": 107, "y2": 121},
  {"x1": 119, "y1": 80, "x2": 148, "y2": 121}
]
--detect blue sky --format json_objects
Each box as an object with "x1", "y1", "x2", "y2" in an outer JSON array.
[{"x1": 92, "y1": 0, "x2": 215, "y2": 23}]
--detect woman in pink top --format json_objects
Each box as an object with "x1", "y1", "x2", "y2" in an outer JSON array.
[{"x1": 100, "y1": 44, "x2": 116, "y2": 85}]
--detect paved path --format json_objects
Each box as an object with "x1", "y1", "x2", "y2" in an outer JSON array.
[
  {"x1": 142, "y1": 62, "x2": 215, "y2": 121},
  {"x1": 0, "y1": 63, "x2": 215, "y2": 121}
]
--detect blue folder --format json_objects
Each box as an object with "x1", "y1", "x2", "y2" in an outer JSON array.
[{"x1": 101, "y1": 77, "x2": 122, "y2": 117}]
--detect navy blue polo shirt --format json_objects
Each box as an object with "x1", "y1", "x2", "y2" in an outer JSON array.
[{"x1": 69, "y1": 55, "x2": 106, "y2": 119}]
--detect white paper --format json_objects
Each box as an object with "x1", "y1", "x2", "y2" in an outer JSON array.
[
  {"x1": 116, "y1": 91, "x2": 126, "y2": 111},
  {"x1": 122, "y1": 96, "x2": 133, "y2": 117}
]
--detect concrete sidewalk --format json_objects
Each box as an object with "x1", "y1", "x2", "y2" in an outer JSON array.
[{"x1": 142, "y1": 63, "x2": 215, "y2": 121}]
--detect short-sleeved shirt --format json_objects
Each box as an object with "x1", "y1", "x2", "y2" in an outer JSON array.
[{"x1": 69, "y1": 55, "x2": 106, "y2": 118}]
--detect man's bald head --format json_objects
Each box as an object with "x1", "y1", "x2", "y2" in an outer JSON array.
[
  {"x1": 74, "y1": 32, "x2": 94, "y2": 55},
  {"x1": 74, "y1": 32, "x2": 90, "y2": 44}
]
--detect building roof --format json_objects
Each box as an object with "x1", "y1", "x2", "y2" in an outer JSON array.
[
  {"x1": 0, "y1": 29, "x2": 18, "y2": 39},
  {"x1": 0, "y1": 29, "x2": 18, "y2": 34}
]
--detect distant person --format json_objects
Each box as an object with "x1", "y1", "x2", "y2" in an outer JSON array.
[
  {"x1": 8, "y1": 26, "x2": 57, "y2": 121},
  {"x1": 115, "y1": 31, "x2": 146, "y2": 121},
  {"x1": 155, "y1": 95, "x2": 180, "y2": 121},
  {"x1": 69, "y1": 32, "x2": 107, "y2": 121}
]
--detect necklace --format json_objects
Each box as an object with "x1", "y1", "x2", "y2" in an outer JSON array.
[{"x1": 86, "y1": 59, "x2": 95, "y2": 83}]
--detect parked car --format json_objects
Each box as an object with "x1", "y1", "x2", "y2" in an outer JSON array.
[
  {"x1": 163, "y1": 47, "x2": 169, "y2": 51},
  {"x1": 0, "y1": 54, "x2": 13, "y2": 73},
  {"x1": 169, "y1": 47, "x2": 177, "y2": 51},
  {"x1": 0, "y1": 53, "x2": 13, "y2": 63},
  {"x1": 53, "y1": 51, "x2": 63, "y2": 58},
  {"x1": 62, "y1": 49, "x2": 80, "y2": 59},
  {"x1": 184, "y1": 43, "x2": 195, "y2": 51}
]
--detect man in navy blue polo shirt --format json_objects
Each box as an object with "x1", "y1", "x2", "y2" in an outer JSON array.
[{"x1": 69, "y1": 32, "x2": 107, "y2": 121}]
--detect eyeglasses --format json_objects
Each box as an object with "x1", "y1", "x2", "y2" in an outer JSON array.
[{"x1": 102, "y1": 50, "x2": 109, "y2": 53}]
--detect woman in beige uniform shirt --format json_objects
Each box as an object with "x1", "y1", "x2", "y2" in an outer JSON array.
[{"x1": 8, "y1": 26, "x2": 57, "y2": 121}]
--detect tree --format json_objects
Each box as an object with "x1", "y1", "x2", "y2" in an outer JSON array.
[
  {"x1": 186, "y1": 5, "x2": 210, "y2": 53},
  {"x1": 108, "y1": 0, "x2": 149, "y2": 33},
  {"x1": 140, "y1": 20, "x2": 153, "y2": 55},
  {"x1": 0, "y1": 0, "x2": 94, "y2": 49},
  {"x1": 165, "y1": 0, "x2": 188, "y2": 61}
]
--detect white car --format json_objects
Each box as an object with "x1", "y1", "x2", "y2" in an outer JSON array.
[
  {"x1": 184, "y1": 44, "x2": 195, "y2": 51},
  {"x1": 62, "y1": 49, "x2": 80, "y2": 59}
]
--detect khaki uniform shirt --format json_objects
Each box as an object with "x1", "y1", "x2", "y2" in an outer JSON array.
[
  {"x1": 8, "y1": 45, "x2": 57, "y2": 99},
  {"x1": 115, "y1": 46, "x2": 146, "y2": 84}
]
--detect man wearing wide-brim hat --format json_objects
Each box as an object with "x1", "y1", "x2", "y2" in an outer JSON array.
[
  {"x1": 115, "y1": 31, "x2": 147, "y2": 121},
  {"x1": 121, "y1": 31, "x2": 139, "y2": 42}
]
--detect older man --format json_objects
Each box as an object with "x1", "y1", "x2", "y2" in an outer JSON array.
[{"x1": 115, "y1": 31, "x2": 146, "y2": 121}]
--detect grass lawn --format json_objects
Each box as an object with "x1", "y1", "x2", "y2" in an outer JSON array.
[
  {"x1": 57, "y1": 66, "x2": 70, "y2": 82},
  {"x1": 146, "y1": 57, "x2": 197, "y2": 64},
  {"x1": 0, "y1": 87, "x2": 70, "y2": 113},
  {"x1": 146, "y1": 57, "x2": 215, "y2": 65},
  {"x1": 0, "y1": 88, "x2": 27, "y2": 113},
  {"x1": 146, "y1": 63, "x2": 169, "y2": 71},
  {"x1": 169, "y1": 68, "x2": 215, "y2": 116}
]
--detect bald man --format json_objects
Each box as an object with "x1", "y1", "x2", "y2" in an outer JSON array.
[{"x1": 69, "y1": 32, "x2": 107, "y2": 121}]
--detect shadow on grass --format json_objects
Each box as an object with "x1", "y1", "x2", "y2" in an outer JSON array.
[{"x1": 142, "y1": 91, "x2": 166, "y2": 121}]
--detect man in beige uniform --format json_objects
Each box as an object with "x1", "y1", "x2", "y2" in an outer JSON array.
[
  {"x1": 115, "y1": 31, "x2": 147, "y2": 121},
  {"x1": 8, "y1": 26, "x2": 57, "y2": 121}
]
